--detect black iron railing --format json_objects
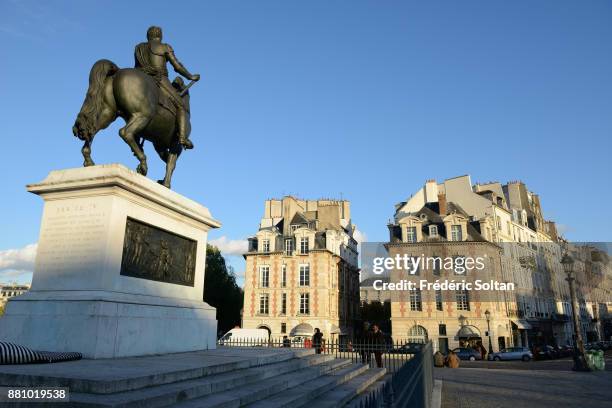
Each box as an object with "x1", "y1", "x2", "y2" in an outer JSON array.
[
  {"x1": 217, "y1": 336, "x2": 421, "y2": 373},
  {"x1": 217, "y1": 337, "x2": 434, "y2": 407}
]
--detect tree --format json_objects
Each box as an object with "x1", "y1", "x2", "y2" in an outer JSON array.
[
  {"x1": 203, "y1": 245, "x2": 244, "y2": 335},
  {"x1": 360, "y1": 301, "x2": 391, "y2": 334}
]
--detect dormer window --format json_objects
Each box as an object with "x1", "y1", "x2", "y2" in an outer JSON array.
[
  {"x1": 429, "y1": 225, "x2": 438, "y2": 237},
  {"x1": 406, "y1": 227, "x2": 417, "y2": 243},
  {"x1": 300, "y1": 237, "x2": 309, "y2": 254},
  {"x1": 262, "y1": 239, "x2": 270, "y2": 252},
  {"x1": 450, "y1": 225, "x2": 462, "y2": 241}
]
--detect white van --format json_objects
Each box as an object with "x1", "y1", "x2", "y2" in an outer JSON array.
[{"x1": 218, "y1": 328, "x2": 269, "y2": 346}]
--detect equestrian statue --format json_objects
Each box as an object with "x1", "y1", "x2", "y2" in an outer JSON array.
[{"x1": 73, "y1": 26, "x2": 200, "y2": 189}]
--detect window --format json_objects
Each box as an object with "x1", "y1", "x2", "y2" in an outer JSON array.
[
  {"x1": 259, "y1": 294, "x2": 269, "y2": 314},
  {"x1": 407, "y1": 257, "x2": 420, "y2": 276},
  {"x1": 406, "y1": 227, "x2": 417, "y2": 243},
  {"x1": 438, "y1": 324, "x2": 447, "y2": 336},
  {"x1": 429, "y1": 225, "x2": 438, "y2": 237},
  {"x1": 435, "y1": 290, "x2": 443, "y2": 311},
  {"x1": 431, "y1": 256, "x2": 442, "y2": 276},
  {"x1": 262, "y1": 239, "x2": 270, "y2": 252},
  {"x1": 299, "y1": 264, "x2": 310, "y2": 286},
  {"x1": 259, "y1": 266, "x2": 269, "y2": 288},
  {"x1": 281, "y1": 264, "x2": 287, "y2": 287},
  {"x1": 299, "y1": 293, "x2": 310, "y2": 314},
  {"x1": 281, "y1": 323, "x2": 287, "y2": 333},
  {"x1": 409, "y1": 289, "x2": 422, "y2": 311},
  {"x1": 281, "y1": 293, "x2": 287, "y2": 315},
  {"x1": 451, "y1": 225, "x2": 462, "y2": 241},
  {"x1": 453, "y1": 256, "x2": 466, "y2": 275},
  {"x1": 300, "y1": 237, "x2": 309, "y2": 254},
  {"x1": 284, "y1": 239, "x2": 293, "y2": 255},
  {"x1": 456, "y1": 289, "x2": 470, "y2": 311},
  {"x1": 407, "y1": 325, "x2": 428, "y2": 343}
]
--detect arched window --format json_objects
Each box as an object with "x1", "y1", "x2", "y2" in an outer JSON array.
[{"x1": 407, "y1": 325, "x2": 428, "y2": 343}]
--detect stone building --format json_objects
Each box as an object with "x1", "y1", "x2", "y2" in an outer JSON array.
[
  {"x1": 242, "y1": 196, "x2": 360, "y2": 341},
  {"x1": 386, "y1": 198, "x2": 508, "y2": 353},
  {"x1": 388, "y1": 175, "x2": 610, "y2": 351},
  {"x1": 0, "y1": 284, "x2": 30, "y2": 307}
]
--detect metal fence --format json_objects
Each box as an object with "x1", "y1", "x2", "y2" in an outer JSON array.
[
  {"x1": 217, "y1": 337, "x2": 434, "y2": 407},
  {"x1": 217, "y1": 336, "x2": 420, "y2": 373}
]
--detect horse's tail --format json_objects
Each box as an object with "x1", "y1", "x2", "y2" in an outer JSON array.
[{"x1": 73, "y1": 59, "x2": 119, "y2": 141}]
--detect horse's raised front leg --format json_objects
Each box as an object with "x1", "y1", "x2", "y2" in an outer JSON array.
[
  {"x1": 119, "y1": 113, "x2": 151, "y2": 175},
  {"x1": 82, "y1": 140, "x2": 95, "y2": 167}
]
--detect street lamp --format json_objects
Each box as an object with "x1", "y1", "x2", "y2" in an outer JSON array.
[
  {"x1": 484, "y1": 309, "x2": 493, "y2": 354},
  {"x1": 561, "y1": 253, "x2": 590, "y2": 372}
]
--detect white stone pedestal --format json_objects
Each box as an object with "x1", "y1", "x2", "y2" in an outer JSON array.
[{"x1": 0, "y1": 164, "x2": 221, "y2": 359}]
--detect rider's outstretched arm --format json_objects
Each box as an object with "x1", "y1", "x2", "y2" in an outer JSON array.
[{"x1": 166, "y1": 44, "x2": 195, "y2": 80}]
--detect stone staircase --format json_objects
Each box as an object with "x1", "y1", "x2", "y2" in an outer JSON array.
[{"x1": 0, "y1": 347, "x2": 387, "y2": 407}]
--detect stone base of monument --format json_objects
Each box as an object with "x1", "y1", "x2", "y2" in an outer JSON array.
[{"x1": 0, "y1": 164, "x2": 221, "y2": 359}]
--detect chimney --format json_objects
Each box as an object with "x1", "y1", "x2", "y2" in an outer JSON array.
[{"x1": 438, "y1": 193, "x2": 447, "y2": 215}]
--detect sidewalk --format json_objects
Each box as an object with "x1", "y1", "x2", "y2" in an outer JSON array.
[{"x1": 435, "y1": 366, "x2": 612, "y2": 408}]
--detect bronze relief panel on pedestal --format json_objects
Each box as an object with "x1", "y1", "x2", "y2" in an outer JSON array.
[{"x1": 120, "y1": 217, "x2": 197, "y2": 286}]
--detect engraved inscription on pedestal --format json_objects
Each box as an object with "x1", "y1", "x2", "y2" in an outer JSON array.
[
  {"x1": 37, "y1": 202, "x2": 107, "y2": 275},
  {"x1": 120, "y1": 217, "x2": 197, "y2": 286}
]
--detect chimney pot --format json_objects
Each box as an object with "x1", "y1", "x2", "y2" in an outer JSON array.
[{"x1": 438, "y1": 193, "x2": 447, "y2": 215}]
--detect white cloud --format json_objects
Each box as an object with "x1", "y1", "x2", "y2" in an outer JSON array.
[
  {"x1": 0, "y1": 243, "x2": 37, "y2": 284},
  {"x1": 208, "y1": 236, "x2": 248, "y2": 257},
  {"x1": 0, "y1": 243, "x2": 37, "y2": 271}
]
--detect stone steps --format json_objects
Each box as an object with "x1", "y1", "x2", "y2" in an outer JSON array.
[
  {"x1": 173, "y1": 358, "x2": 357, "y2": 408},
  {"x1": 0, "y1": 348, "x2": 386, "y2": 408},
  {"x1": 0, "y1": 348, "x2": 314, "y2": 394},
  {"x1": 321, "y1": 372, "x2": 388, "y2": 408},
  {"x1": 242, "y1": 364, "x2": 380, "y2": 408},
  {"x1": 67, "y1": 353, "x2": 339, "y2": 408}
]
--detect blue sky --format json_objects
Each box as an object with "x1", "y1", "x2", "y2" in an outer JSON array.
[{"x1": 1, "y1": 0, "x2": 611, "y2": 285}]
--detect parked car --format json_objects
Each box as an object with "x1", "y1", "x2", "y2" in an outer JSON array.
[
  {"x1": 534, "y1": 345, "x2": 558, "y2": 360},
  {"x1": 558, "y1": 345, "x2": 574, "y2": 358},
  {"x1": 452, "y1": 347, "x2": 482, "y2": 361},
  {"x1": 488, "y1": 347, "x2": 533, "y2": 362},
  {"x1": 389, "y1": 342, "x2": 424, "y2": 354},
  {"x1": 218, "y1": 328, "x2": 269, "y2": 346}
]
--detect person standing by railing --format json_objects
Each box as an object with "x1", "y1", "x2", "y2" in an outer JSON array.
[
  {"x1": 371, "y1": 324, "x2": 385, "y2": 368},
  {"x1": 357, "y1": 322, "x2": 372, "y2": 364},
  {"x1": 312, "y1": 328, "x2": 324, "y2": 354}
]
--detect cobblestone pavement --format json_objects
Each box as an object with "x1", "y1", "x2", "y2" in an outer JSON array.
[{"x1": 435, "y1": 358, "x2": 612, "y2": 408}]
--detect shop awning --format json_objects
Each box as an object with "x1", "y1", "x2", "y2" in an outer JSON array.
[
  {"x1": 511, "y1": 319, "x2": 532, "y2": 330},
  {"x1": 290, "y1": 323, "x2": 314, "y2": 337},
  {"x1": 457, "y1": 325, "x2": 481, "y2": 338}
]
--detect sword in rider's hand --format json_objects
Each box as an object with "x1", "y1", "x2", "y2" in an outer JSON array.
[{"x1": 179, "y1": 76, "x2": 199, "y2": 97}]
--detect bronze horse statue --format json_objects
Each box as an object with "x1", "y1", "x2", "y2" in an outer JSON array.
[{"x1": 72, "y1": 59, "x2": 194, "y2": 189}]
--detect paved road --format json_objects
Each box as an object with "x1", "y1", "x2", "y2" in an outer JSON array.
[{"x1": 435, "y1": 358, "x2": 612, "y2": 408}]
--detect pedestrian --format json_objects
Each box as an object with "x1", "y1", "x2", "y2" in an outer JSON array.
[
  {"x1": 282, "y1": 336, "x2": 291, "y2": 348},
  {"x1": 476, "y1": 342, "x2": 486, "y2": 360},
  {"x1": 312, "y1": 328, "x2": 324, "y2": 354},
  {"x1": 446, "y1": 350, "x2": 460, "y2": 368},
  {"x1": 358, "y1": 322, "x2": 371, "y2": 364},
  {"x1": 434, "y1": 351, "x2": 445, "y2": 367},
  {"x1": 371, "y1": 324, "x2": 385, "y2": 368}
]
